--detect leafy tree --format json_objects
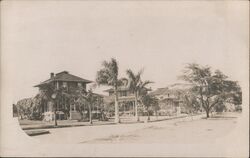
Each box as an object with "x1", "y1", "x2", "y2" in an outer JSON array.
[
  {"x1": 16, "y1": 98, "x2": 33, "y2": 119},
  {"x1": 141, "y1": 94, "x2": 159, "y2": 121},
  {"x1": 96, "y1": 58, "x2": 122, "y2": 123},
  {"x1": 103, "y1": 101, "x2": 115, "y2": 117},
  {"x1": 228, "y1": 83, "x2": 242, "y2": 105},
  {"x1": 126, "y1": 69, "x2": 153, "y2": 121},
  {"x1": 33, "y1": 84, "x2": 54, "y2": 121},
  {"x1": 180, "y1": 63, "x2": 241, "y2": 118},
  {"x1": 182, "y1": 92, "x2": 201, "y2": 114},
  {"x1": 65, "y1": 85, "x2": 102, "y2": 123},
  {"x1": 73, "y1": 86, "x2": 88, "y2": 121},
  {"x1": 34, "y1": 83, "x2": 67, "y2": 126},
  {"x1": 85, "y1": 89, "x2": 98, "y2": 124}
]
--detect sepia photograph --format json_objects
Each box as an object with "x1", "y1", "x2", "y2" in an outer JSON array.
[{"x1": 0, "y1": 0, "x2": 249, "y2": 157}]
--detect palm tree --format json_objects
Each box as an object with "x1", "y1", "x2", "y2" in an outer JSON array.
[
  {"x1": 126, "y1": 69, "x2": 153, "y2": 122},
  {"x1": 96, "y1": 58, "x2": 121, "y2": 123}
]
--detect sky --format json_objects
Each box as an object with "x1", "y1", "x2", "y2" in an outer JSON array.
[{"x1": 1, "y1": 1, "x2": 249, "y2": 103}]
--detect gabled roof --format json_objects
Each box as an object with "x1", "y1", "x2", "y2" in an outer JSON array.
[
  {"x1": 104, "y1": 86, "x2": 151, "y2": 93},
  {"x1": 103, "y1": 86, "x2": 129, "y2": 92},
  {"x1": 103, "y1": 79, "x2": 152, "y2": 93},
  {"x1": 102, "y1": 95, "x2": 136, "y2": 104},
  {"x1": 92, "y1": 93, "x2": 105, "y2": 98},
  {"x1": 149, "y1": 83, "x2": 193, "y2": 96},
  {"x1": 34, "y1": 71, "x2": 92, "y2": 87}
]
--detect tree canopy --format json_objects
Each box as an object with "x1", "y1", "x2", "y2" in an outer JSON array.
[
  {"x1": 141, "y1": 94, "x2": 159, "y2": 120},
  {"x1": 180, "y1": 63, "x2": 242, "y2": 117},
  {"x1": 96, "y1": 58, "x2": 119, "y2": 87}
]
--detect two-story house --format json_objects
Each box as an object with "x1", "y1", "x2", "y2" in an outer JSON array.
[
  {"x1": 34, "y1": 71, "x2": 92, "y2": 120},
  {"x1": 104, "y1": 80, "x2": 151, "y2": 116}
]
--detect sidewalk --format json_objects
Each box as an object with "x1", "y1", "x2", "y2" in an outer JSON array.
[
  {"x1": 21, "y1": 113, "x2": 204, "y2": 131},
  {"x1": 21, "y1": 120, "x2": 115, "y2": 130}
]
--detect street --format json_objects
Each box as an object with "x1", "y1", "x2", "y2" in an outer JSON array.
[{"x1": 33, "y1": 113, "x2": 240, "y2": 144}]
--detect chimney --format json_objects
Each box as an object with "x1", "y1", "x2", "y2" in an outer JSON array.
[{"x1": 50, "y1": 72, "x2": 54, "y2": 79}]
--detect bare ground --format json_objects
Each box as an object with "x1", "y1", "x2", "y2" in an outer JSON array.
[{"x1": 32, "y1": 112, "x2": 241, "y2": 144}]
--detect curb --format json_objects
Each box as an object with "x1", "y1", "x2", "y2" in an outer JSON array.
[
  {"x1": 21, "y1": 114, "x2": 204, "y2": 130},
  {"x1": 25, "y1": 130, "x2": 50, "y2": 136},
  {"x1": 147, "y1": 114, "x2": 203, "y2": 123}
]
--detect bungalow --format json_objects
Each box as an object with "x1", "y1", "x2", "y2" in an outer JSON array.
[
  {"x1": 34, "y1": 71, "x2": 92, "y2": 120},
  {"x1": 149, "y1": 83, "x2": 193, "y2": 115}
]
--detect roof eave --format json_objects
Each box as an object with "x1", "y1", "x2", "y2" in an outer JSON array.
[
  {"x1": 54, "y1": 79, "x2": 93, "y2": 83},
  {"x1": 33, "y1": 83, "x2": 48, "y2": 88}
]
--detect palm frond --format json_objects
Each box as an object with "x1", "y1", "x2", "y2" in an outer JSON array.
[
  {"x1": 140, "y1": 80, "x2": 154, "y2": 88},
  {"x1": 126, "y1": 69, "x2": 136, "y2": 82},
  {"x1": 137, "y1": 68, "x2": 144, "y2": 78}
]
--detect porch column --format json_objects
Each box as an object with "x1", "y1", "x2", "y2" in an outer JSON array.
[
  {"x1": 123, "y1": 103, "x2": 125, "y2": 113},
  {"x1": 56, "y1": 81, "x2": 59, "y2": 90},
  {"x1": 133, "y1": 101, "x2": 135, "y2": 116},
  {"x1": 69, "y1": 104, "x2": 72, "y2": 120},
  {"x1": 97, "y1": 106, "x2": 99, "y2": 118}
]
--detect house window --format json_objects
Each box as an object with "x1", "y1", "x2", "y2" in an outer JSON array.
[
  {"x1": 77, "y1": 82, "x2": 82, "y2": 87},
  {"x1": 62, "y1": 82, "x2": 67, "y2": 88},
  {"x1": 109, "y1": 91, "x2": 114, "y2": 96},
  {"x1": 120, "y1": 91, "x2": 127, "y2": 97}
]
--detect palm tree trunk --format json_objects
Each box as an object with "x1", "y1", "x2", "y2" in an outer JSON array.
[
  {"x1": 133, "y1": 101, "x2": 135, "y2": 116},
  {"x1": 54, "y1": 100, "x2": 58, "y2": 126},
  {"x1": 147, "y1": 111, "x2": 150, "y2": 121},
  {"x1": 114, "y1": 89, "x2": 120, "y2": 123},
  {"x1": 155, "y1": 110, "x2": 158, "y2": 120},
  {"x1": 135, "y1": 92, "x2": 140, "y2": 122},
  {"x1": 80, "y1": 109, "x2": 84, "y2": 121},
  {"x1": 89, "y1": 104, "x2": 92, "y2": 124}
]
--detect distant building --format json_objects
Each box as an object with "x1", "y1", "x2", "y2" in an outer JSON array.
[
  {"x1": 34, "y1": 71, "x2": 92, "y2": 120},
  {"x1": 149, "y1": 83, "x2": 193, "y2": 115}
]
